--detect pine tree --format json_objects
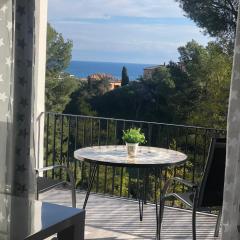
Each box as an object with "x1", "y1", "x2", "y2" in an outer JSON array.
[{"x1": 121, "y1": 66, "x2": 129, "y2": 86}]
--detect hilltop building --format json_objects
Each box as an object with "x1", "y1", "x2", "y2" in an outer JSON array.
[
  {"x1": 143, "y1": 64, "x2": 165, "y2": 79},
  {"x1": 79, "y1": 77, "x2": 88, "y2": 82},
  {"x1": 143, "y1": 62, "x2": 186, "y2": 80},
  {"x1": 88, "y1": 73, "x2": 121, "y2": 91},
  {"x1": 109, "y1": 80, "x2": 121, "y2": 90},
  {"x1": 88, "y1": 73, "x2": 116, "y2": 81}
]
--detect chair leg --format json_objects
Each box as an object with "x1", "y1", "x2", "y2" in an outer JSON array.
[
  {"x1": 157, "y1": 198, "x2": 165, "y2": 240},
  {"x1": 192, "y1": 204, "x2": 197, "y2": 240},
  {"x1": 214, "y1": 209, "x2": 222, "y2": 237},
  {"x1": 192, "y1": 187, "x2": 199, "y2": 240},
  {"x1": 157, "y1": 178, "x2": 173, "y2": 240},
  {"x1": 159, "y1": 199, "x2": 165, "y2": 229}
]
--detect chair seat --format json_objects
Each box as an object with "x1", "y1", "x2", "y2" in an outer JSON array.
[
  {"x1": 37, "y1": 177, "x2": 66, "y2": 193},
  {"x1": 165, "y1": 192, "x2": 194, "y2": 207}
]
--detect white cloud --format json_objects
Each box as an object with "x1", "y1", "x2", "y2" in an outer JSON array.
[
  {"x1": 48, "y1": 0, "x2": 214, "y2": 63},
  {"x1": 48, "y1": 0, "x2": 184, "y2": 20},
  {"x1": 50, "y1": 20, "x2": 212, "y2": 63}
]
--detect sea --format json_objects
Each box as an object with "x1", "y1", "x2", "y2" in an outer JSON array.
[{"x1": 65, "y1": 61, "x2": 152, "y2": 80}]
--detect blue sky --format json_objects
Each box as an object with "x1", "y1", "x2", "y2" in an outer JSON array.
[{"x1": 48, "y1": 0, "x2": 214, "y2": 64}]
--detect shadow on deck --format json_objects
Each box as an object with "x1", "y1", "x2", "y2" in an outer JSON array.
[{"x1": 40, "y1": 188, "x2": 220, "y2": 240}]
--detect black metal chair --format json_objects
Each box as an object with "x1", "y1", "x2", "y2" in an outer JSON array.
[
  {"x1": 158, "y1": 138, "x2": 226, "y2": 240},
  {"x1": 35, "y1": 165, "x2": 76, "y2": 208}
]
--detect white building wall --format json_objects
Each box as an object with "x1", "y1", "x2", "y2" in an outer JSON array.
[{"x1": 34, "y1": 0, "x2": 48, "y2": 170}]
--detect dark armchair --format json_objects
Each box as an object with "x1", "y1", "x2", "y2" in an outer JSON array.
[
  {"x1": 35, "y1": 165, "x2": 76, "y2": 208},
  {"x1": 158, "y1": 138, "x2": 226, "y2": 240}
]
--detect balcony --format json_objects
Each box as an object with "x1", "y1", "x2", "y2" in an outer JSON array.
[{"x1": 41, "y1": 112, "x2": 225, "y2": 239}]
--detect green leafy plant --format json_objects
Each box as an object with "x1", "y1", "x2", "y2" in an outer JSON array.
[{"x1": 122, "y1": 128, "x2": 146, "y2": 144}]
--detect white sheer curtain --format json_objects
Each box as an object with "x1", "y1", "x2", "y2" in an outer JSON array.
[
  {"x1": 0, "y1": 0, "x2": 36, "y2": 198},
  {"x1": 222, "y1": 2, "x2": 240, "y2": 239}
]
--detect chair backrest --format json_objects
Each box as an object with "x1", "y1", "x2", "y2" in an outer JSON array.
[{"x1": 198, "y1": 138, "x2": 226, "y2": 208}]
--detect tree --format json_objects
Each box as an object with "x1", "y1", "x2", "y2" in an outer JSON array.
[
  {"x1": 91, "y1": 66, "x2": 177, "y2": 122},
  {"x1": 45, "y1": 24, "x2": 77, "y2": 112},
  {"x1": 87, "y1": 75, "x2": 111, "y2": 96},
  {"x1": 167, "y1": 61, "x2": 201, "y2": 121},
  {"x1": 64, "y1": 77, "x2": 111, "y2": 116},
  {"x1": 46, "y1": 23, "x2": 73, "y2": 75},
  {"x1": 175, "y1": 0, "x2": 238, "y2": 41},
  {"x1": 90, "y1": 41, "x2": 231, "y2": 129},
  {"x1": 91, "y1": 81, "x2": 147, "y2": 120},
  {"x1": 121, "y1": 66, "x2": 129, "y2": 86},
  {"x1": 177, "y1": 40, "x2": 232, "y2": 128},
  {"x1": 64, "y1": 82, "x2": 97, "y2": 116},
  {"x1": 45, "y1": 74, "x2": 78, "y2": 112},
  {"x1": 178, "y1": 40, "x2": 209, "y2": 84}
]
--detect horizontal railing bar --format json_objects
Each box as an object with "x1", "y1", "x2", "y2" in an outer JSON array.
[{"x1": 43, "y1": 112, "x2": 226, "y2": 132}]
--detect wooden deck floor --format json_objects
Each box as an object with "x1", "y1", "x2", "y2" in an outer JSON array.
[{"x1": 40, "y1": 188, "x2": 221, "y2": 240}]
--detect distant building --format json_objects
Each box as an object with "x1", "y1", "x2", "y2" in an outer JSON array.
[
  {"x1": 88, "y1": 73, "x2": 121, "y2": 91},
  {"x1": 143, "y1": 62, "x2": 187, "y2": 80},
  {"x1": 79, "y1": 77, "x2": 88, "y2": 82},
  {"x1": 143, "y1": 64, "x2": 165, "y2": 80},
  {"x1": 109, "y1": 80, "x2": 121, "y2": 90},
  {"x1": 88, "y1": 73, "x2": 117, "y2": 82}
]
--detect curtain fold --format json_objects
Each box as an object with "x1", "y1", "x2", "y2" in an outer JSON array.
[
  {"x1": 0, "y1": 0, "x2": 36, "y2": 198},
  {"x1": 0, "y1": 0, "x2": 14, "y2": 196},
  {"x1": 222, "y1": 2, "x2": 240, "y2": 239}
]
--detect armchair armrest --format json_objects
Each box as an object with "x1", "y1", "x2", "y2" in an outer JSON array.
[
  {"x1": 172, "y1": 177, "x2": 198, "y2": 189},
  {"x1": 35, "y1": 165, "x2": 75, "y2": 187},
  {"x1": 35, "y1": 165, "x2": 76, "y2": 208},
  {"x1": 36, "y1": 164, "x2": 67, "y2": 173},
  {"x1": 161, "y1": 177, "x2": 198, "y2": 202}
]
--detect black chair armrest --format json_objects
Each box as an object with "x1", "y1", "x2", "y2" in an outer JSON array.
[
  {"x1": 172, "y1": 177, "x2": 198, "y2": 189},
  {"x1": 36, "y1": 165, "x2": 75, "y2": 188},
  {"x1": 161, "y1": 177, "x2": 198, "y2": 202},
  {"x1": 35, "y1": 165, "x2": 76, "y2": 208},
  {"x1": 36, "y1": 165, "x2": 66, "y2": 173}
]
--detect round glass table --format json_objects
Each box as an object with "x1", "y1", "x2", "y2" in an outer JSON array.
[{"x1": 74, "y1": 145, "x2": 187, "y2": 240}]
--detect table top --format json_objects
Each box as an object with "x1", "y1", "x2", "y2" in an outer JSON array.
[
  {"x1": 0, "y1": 193, "x2": 84, "y2": 240},
  {"x1": 74, "y1": 145, "x2": 187, "y2": 167}
]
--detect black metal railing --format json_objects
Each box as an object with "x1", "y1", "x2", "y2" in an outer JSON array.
[{"x1": 44, "y1": 112, "x2": 226, "y2": 206}]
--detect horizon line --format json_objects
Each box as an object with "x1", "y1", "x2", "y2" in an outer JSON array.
[{"x1": 70, "y1": 59, "x2": 170, "y2": 66}]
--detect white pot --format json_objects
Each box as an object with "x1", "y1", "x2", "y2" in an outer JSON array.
[{"x1": 126, "y1": 142, "x2": 139, "y2": 157}]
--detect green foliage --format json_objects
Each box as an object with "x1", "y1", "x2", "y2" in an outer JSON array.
[
  {"x1": 45, "y1": 24, "x2": 77, "y2": 113},
  {"x1": 59, "y1": 40, "x2": 231, "y2": 130},
  {"x1": 88, "y1": 44, "x2": 230, "y2": 129},
  {"x1": 64, "y1": 78, "x2": 111, "y2": 116},
  {"x1": 122, "y1": 128, "x2": 146, "y2": 144},
  {"x1": 91, "y1": 66, "x2": 178, "y2": 122},
  {"x1": 91, "y1": 81, "x2": 148, "y2": 119},
  {"x1": 64, "y1": 84, "x2": 97, "y2": 116},
  {"x1": 88, "y1": 78, "x2": 111, "y2": 96},
  {"x1": 179, "y1": 40, "x2": 232, "y2": 128},
  {"x1": 175, "y1": 0, "x2": 238, "y2": 41},
  {"x1": 45, "y1": 74, "x2": 79, "y2": 112},
  {"x1": 46, "y1": 23, "x2": 73, "y2": 75},
  {"x1": 121, "y1": 66, "x2": 130, "y2": 86}
]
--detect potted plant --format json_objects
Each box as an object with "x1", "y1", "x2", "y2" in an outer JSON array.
[{"x1": 122, "y1": 128, "x2": 146, "y2": 157}]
